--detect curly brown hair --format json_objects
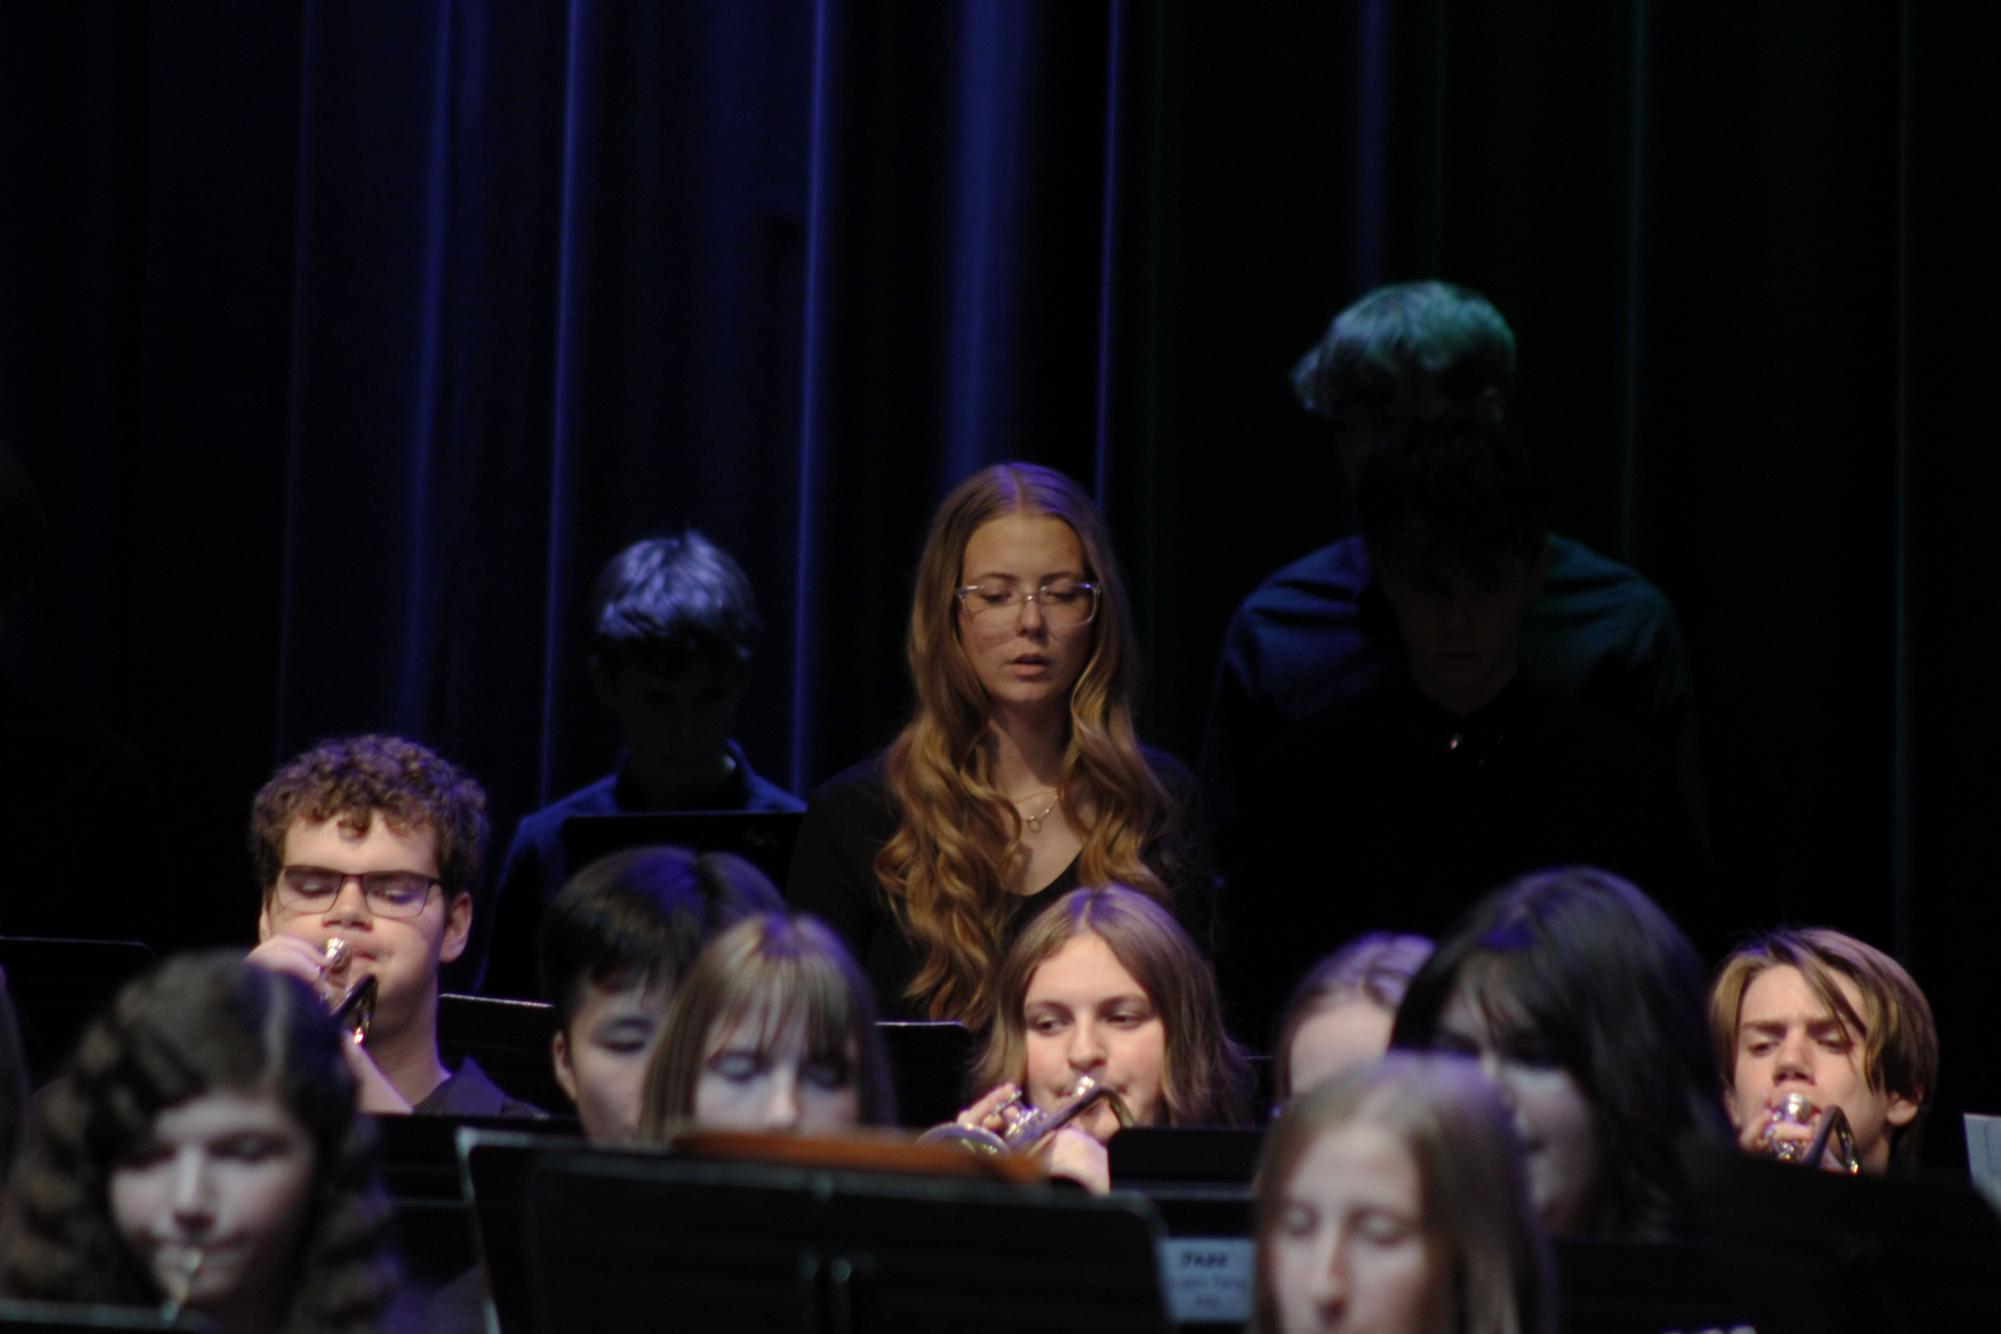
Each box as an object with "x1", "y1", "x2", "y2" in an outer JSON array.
[
  {"x1": 0, "y1": 952, "x2": 398, "y2": 1332},
  {"x1": 249, "y1": 734, "x2": 488, "y2": 897}
]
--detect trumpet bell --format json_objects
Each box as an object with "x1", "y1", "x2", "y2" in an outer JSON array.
[
  {"x1": 331, "y1": 974, "x2": 377, "y2": 1046},
  {"x1": 915, "y1": 1122, "x2": 1011, "y2": 1154}
]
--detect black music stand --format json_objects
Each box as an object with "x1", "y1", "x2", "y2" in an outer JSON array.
[
  {"x1": 0, "y1": 1302, "x2": 212, "y2": 1332},
  {"x1": 522, "y1": 1148, "x2": 1172, "y2": 1334},
  {"x1": 1552, "y1": 1238, "x2": 1745, "y2": 1334},
  {"x1": 874, "y1": 1020, "x2": 972, "y2": 1128},
  {"x1": 437, "y1": 992, "x2": 567, "y2": 1112},
  {"x1": 1109, "y1": 1125, "x2": 1264, "y2": 1190},
  {"x1": 1683, "y1": 1139, "x2": 2001, "y2": 1334},
  {"x1": 459, "y1": 1129, "x2": 658, "y2": 1334},
  {"x1": 558, "y1": 811, "x2": 804, "y2": 889},
  {"x1": 1966, "y1": 1110, "x2": 2001, "y2": 1208},
  {"x1": 373, "y1": 1112, "x2": 579, "y2": 1291},
  {"x1": 0, "y1": 937, "x2": 155, "y2": 1083},
  {"x1": 1108, "y1": 1127, "x2": 1264, "y2": 1333}
]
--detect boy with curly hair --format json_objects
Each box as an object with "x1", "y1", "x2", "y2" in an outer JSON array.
[{"x1": 246, "y1": 734, "x2": 537, "y2": 1114}]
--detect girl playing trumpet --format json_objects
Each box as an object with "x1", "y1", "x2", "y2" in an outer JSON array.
[{"x1": 957, "y1": 885, "x2": 1251, "y2": 1190}]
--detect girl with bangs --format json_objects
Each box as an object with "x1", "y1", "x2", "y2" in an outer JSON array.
[
  {"x1": 1390, "y1": 868, "x2": 1727, "y2": 1240},
  {"x1": 638, "y1": 913, "x2": 896, "y2": 1135},
  {"x1": 788, "y1": 463, "x2": 1209, "y2": 1030}
]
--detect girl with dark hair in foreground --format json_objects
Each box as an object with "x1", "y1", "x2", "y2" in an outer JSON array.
[
  {"x1": 1, "y1": 952, "x2": 396, "y2": 1334},
  {"x1": 1391, "y1": 867, "x2": 1728, "y2": 1240}
]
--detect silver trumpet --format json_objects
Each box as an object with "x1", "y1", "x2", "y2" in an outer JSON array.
[
  {"x1": 322, "y1": 937, "x2": 376, "y2": 1047},
  {"x1": 158, "y1": 1245, "x2": 203, "y2": 1319},
  {"x1": 918, "y1": 1075, "x2": 1135, "y2": 1156},
  {"x1": 1762, "y1": 1092, "x2": 1861, "y2": 1175}
]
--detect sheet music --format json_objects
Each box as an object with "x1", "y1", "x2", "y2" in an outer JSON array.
[{"x1": 1964, "y1": 1112, "x2": 2001, "y2": 1211}]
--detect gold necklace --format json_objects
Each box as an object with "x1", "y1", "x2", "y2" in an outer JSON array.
[{"x1": 1016, "y1": 789, "x2": 1062, "y2": 833}]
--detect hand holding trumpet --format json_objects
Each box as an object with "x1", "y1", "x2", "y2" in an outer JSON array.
[
  {"x1": 923, "y1": 1077, "x2": 1133, "y2": 1193},
  {"x1": 243, "y1": 934, "x2": 411, "y2": 1114},
  {"x1": 320, "y1": 937, "x2": 378, "y2": 1046},
  {"x1": 1741, "y1": 1091, "x2": 1862, "y2": 1175}
]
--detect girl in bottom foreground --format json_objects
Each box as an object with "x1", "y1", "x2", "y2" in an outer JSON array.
[
  {"x1": 958, "y1": 885, "x2": 1252, "y2": 1190},
  {"x1": 0, "y1": 951, "x2": 397, "y2": 1334},
  {"x1": 1254, "y1": 1055, "x2": 1552, "y2": 1334}
]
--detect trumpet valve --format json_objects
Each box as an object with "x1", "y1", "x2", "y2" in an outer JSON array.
[{"x1": 1763, "y1": 1091, "x2": 1817, "y2": 1160}]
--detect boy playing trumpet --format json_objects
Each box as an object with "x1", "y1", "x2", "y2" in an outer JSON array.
[{"x1": 245, "y1": 734, "x2": 539, "y2": 1115}]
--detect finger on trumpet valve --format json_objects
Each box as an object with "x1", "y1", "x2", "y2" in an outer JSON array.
[
  {"x1": 920, "y1": 1075, "x2": 1132, "y2": 1156},
  {"x1": 993, "y1": 1091, "x2": 1031, "y2": 1131}
]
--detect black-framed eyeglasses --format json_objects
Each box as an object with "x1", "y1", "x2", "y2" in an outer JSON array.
[
  {"x1": 954, "y1": 578, "x2": 1100, "y2": 629},
  {"x1": 275, "y1": 866, "x2": 443, "y2": 920}
]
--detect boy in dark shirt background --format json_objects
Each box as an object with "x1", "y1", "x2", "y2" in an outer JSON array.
[
  {"x1": 1233, "y1": 418, "x2": 1704, "y2": 1034},
  {"x1": 481, "y1": 532, "x2": 801, "y2": 998}
]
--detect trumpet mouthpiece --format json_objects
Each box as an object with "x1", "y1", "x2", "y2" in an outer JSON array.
[{"x1": 158, "y1": 1245, "x2": 204, "y2": 1318}]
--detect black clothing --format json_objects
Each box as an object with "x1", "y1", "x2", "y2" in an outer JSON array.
[
  {"x1": 1232, "y1": 675, "x2": 1706, "y2": 1037},
  {"x1": 785, "y1": 750, "x2": 1213, "y2": 1022},
  {"x1": 0, "y1": 672, "x2": 191, "y2": 949},
  {"x1": 412, "y1": 1056, "x2": 546, "y2": 1117},
  {"x1": 423, "y1": 1266, "x2": 487, "y2": 1334},
  {"x1": 477, "y1": 741, "x2": 803, "y2": 997},
  {"x1": 1201, "y1": 533, "x2": 1702, "y2": 870}
]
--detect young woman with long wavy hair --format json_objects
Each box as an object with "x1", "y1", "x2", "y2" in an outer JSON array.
[{"x1": 787, "y1": 463, "x2": 1208, "y2": 1029}]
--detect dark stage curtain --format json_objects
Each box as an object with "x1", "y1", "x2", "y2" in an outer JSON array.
[{"x1": 3, "y1": 3, "x2": 1998, "y2": 1149}]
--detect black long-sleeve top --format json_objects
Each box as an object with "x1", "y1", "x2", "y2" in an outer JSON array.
[{"x1": 784, "y1": 750, "x2": 1214, "y2": 1023}]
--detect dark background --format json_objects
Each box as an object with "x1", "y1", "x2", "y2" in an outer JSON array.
[{"x1": 3, "y1": 3, "x2": 1997, "y2": 1163}]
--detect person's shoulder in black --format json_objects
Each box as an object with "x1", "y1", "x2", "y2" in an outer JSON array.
[
  {"x1": 1137, "y1": 746, "x2": 1217, "y2": 952},
  {"x1": 784, "y1": 754, "x2": 917, "y2": 1017},
  {"x1": 785, "y1": 754, "x2": 898, "y2": 944},
  {"x1": 412, "y1": 1055, "x2": 547, "y2": 1118}
]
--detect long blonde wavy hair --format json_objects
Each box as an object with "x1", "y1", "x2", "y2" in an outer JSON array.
[{"x1": 876, "y1": 463, "x2": 1177, "y2": 1027}]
